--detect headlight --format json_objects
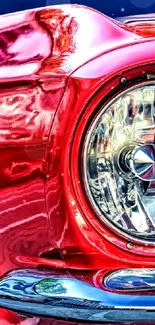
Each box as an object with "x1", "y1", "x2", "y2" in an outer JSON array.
[{"x1": 83, "y1": 83, "x2": 155, "y2": 241}]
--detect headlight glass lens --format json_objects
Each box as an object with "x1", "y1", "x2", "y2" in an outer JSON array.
[{"x1": 84, "y1": 84, "x2": 155, "y2": 240}]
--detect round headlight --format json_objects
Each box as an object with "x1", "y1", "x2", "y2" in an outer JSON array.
[{"x1": 83, "y1": 83, "x2": 155, "y2": 241}]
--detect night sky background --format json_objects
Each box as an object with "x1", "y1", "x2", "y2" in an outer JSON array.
[{"x1": 0, "y1": 0, "x2": 155, "y2": 17}]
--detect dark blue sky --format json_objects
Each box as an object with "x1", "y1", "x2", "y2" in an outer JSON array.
[{"x1": 0, "y1": 0, "x2": 155, "y2": 17}]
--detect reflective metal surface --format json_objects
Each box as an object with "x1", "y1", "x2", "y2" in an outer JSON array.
[
  {"x1": 132, "y1": 144, "x2": 155, "y2": 181},
  {"x1": 1, "y1": 4, "x2": 155, "y2": 307},
  {"x1": 83, "y1": 83, "x2": 155, "y2": 241},
  {"x1": 117, "y1": 15, "x2": 155, "y2": 23},
  {"x1": 105, "y1": 268, "x2": 155, "y2": 291},
  {"x1": 2, "y1": 269, "x2": 155, "y2": 322},
  {"x1": 1, "y1": 5, "x2": 155, "y2": 324}
]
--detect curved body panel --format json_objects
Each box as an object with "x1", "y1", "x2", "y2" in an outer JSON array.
[
  {"x1": 0, "y1": 3, "x2": 152, "y2": 275},
  {"x1": 0, "y1": 4, "x2": 155, "y2": 325}
]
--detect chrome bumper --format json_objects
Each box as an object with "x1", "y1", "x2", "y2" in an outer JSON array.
[{"x1": 1, "y1": 269, "x2": 155, "y2": 322}]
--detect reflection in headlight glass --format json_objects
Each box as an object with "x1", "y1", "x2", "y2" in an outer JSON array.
[{"x1": 84, "y1": 84, "x2": 155, "y2": 240}]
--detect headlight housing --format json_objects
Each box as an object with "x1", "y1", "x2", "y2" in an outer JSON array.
[{"x1": 83, "y1": 83, "x2": 155, "y2": 241}]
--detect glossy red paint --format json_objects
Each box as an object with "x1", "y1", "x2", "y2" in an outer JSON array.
[{"x1": 1, "y1": 3, "x2": 155, "y2": 323}]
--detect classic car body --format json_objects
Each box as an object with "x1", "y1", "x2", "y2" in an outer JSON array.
[{"x1": 1, "y1": 3, "x2": 155, "y2": 325}]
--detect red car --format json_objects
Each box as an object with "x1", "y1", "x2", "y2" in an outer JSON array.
[{"x1": 0, "y1": 4, "x2": 155, "y2": 325}]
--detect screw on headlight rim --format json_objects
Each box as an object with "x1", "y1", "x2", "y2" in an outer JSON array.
[
  {"x1": 127, "y1": 242, "x2": 133, "y2": 250},
  {"x1": 120, "y1": 77, "x2": 127, "y2": 84}
]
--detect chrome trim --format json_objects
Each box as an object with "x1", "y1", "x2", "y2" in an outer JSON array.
[
  {"x1": 82, "y1": 81, "x2": 155, "y2": 246},
  {"x1": 2, "y1": 269, "x2": 155, "y2": 322},
  {"x1": 116, "y1": 15, "x2": 155, "y2": 24},
  {"x1": 131, "y1": 144, "x2": 155, "y2": 181},
  {"x1": 105, "y1": 268, "x2": 155, "y2": 292}
]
